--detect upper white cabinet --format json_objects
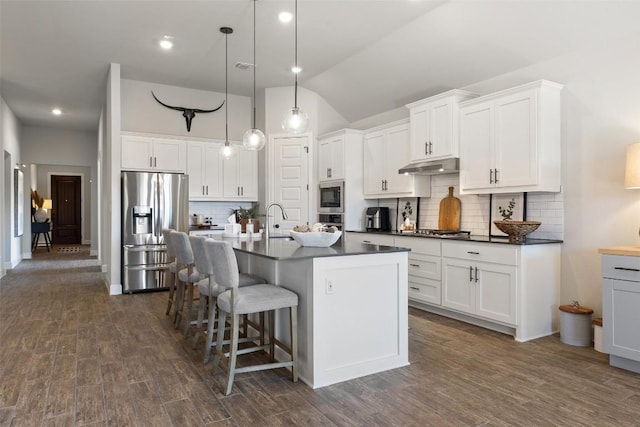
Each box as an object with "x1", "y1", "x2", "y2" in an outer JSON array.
[
  {"x1": 121, "y1": 135, "x2": 186, "y2": 173},
  {"x1": 459, "y1": 80, "x2": 563, "y2": 194},
  {"x1": 363, "y1": 120, "x2": 430, "y2": 198},
  {"x1": 223, "y1": 148, "x2": 258, "y2": 201},
  {"x1": 187, "y1": 141, "x2": 223, "y2": 200},
  {"x1": 318, "y1": 133, "x2": 345, "y2": 182},
  {"x1": 406, "y1": 90, "x2": 476, "y2": 162}
]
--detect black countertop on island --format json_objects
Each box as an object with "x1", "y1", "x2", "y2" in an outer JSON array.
[
  {"x1": 347, "y1": 230, "x2": 563, "y2": 245},
  {"x1": 216, "y1": 236, "x2": 409, "y2": 261}
]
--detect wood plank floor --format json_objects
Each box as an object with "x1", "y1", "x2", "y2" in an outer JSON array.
[{"x1": 1, "y1": 257, "x2": 640, "y2": 426}]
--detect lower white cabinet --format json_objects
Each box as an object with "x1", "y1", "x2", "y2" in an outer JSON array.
[
  {"x1": 347, "y1": 232, "x2": 395, "y2": 247},
  {"x1": 602, "y1": 253, "x2": 640, "y2": 374},
  {"x1": 395, "y1": 236, "x2": 441, "y2": 306},
  {"x1": 440, "y1": 240, "x2": 560, "y2": 342}
]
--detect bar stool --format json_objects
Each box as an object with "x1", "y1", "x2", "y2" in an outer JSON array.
[
  {"x1": 192, "y1": 237, "x2": 267, "y2": 363},
  {"x1": 171, "y1": 231, "x2": 200, "y2": 334},
  {"x1": 162, "y1": 228, "x2": 177, "y2": 317},
  {"x1": 209, "y1": 239, "x2": 298, "y2": 395}
]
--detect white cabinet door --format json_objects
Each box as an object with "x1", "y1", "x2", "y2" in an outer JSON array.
[
  {"x1": 153, "y1": 138, "x2": 186, "y2": 172},
  {"x1": 459, "y1": 101, "x2": 493, "y2": 191},
  {"x1": 429, "y1": 98, "x2": 453, "y2": 159},
  {"x1": 476, "y1": 262, "x2": 517, "y2": 325},
  {"x1": 442, "y1": 257, "x2": 475, "y2": 314},
  {"x1": 385, "y1": 124, "x2": 412, "y2": 195},
  {"x1": 187, "y1": 141, "x2": 223, "y2": 200},
  {"x1": 494, "y1": 90, "x2": 537, "y2": 188},
  {"x1": 409, "y1": 104, "x2": 430, "y2": 162},
  {"x1": 347, "y1": 232, "x2": 395, "y2": 246},
  {"x1": 363, "y1": 131, "x2": 386, "y2": 195},
  {"x1": 224, "y1": 148, "x2": 257, "y2": 200},
  {"x1": 318, "y1": 136, "x2": 345, "y2": 182},
  {"x1": 121, "y1": 135, "x2": 154, "y2": 170}
]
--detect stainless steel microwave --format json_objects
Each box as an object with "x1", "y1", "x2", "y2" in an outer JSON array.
[{"x1": 318, "y1": 181, "x2": 344, "y2": 213}]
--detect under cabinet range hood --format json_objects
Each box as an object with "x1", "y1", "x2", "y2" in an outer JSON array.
[{"x1": 398, "y1": 158, "x2": 459, "y2": 175}]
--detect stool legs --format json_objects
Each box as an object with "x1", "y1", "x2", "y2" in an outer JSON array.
[{"x1": 165, "y1": 269, "x2": 176, "y2": 316}]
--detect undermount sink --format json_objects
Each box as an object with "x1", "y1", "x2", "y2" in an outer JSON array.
[{"x1": 268, "y1": 235, "x2": 293, "y2": 240}]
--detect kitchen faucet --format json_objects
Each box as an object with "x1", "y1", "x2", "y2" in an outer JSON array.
[{"x1": 265, "y1": 202, "x2": 288, "y2": 239}]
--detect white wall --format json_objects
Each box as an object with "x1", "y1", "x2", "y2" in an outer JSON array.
[
  {"x1": 121, "y1": 79, "x2": 251, "y2": 140},
  {"x1": 1, "y1": 97, "x2": 23, "y2": 270},
  {"x1": 106, "y1": 63, "x2": 121, "y2": 294}
]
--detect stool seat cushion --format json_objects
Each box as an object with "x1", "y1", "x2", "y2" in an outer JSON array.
[
  {"x1": 217, "y1": 284, "x2": 298, "y2": 315},
  {"x1": 179, "y1": 268, "x2": 200, "y2": 283},
  {"x1": 197, "y1": 279, "x2": 223, "y2": 297},
  {"x1": 239, "y1": 273, "x2": 266, "y2": 287}
]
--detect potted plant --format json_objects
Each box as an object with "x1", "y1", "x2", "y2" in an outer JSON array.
[{"x1": 234, "y1": 203, "x2": 261, "y2": 233}]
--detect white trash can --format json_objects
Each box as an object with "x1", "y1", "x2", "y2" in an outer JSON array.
[{"x1": 559, "y1": 303, "x2": 594, "y2": 347}]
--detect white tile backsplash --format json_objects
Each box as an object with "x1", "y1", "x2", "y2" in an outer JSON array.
[
  {"x1": 189, "y1": 201, "x2": 254, "y2": 226},
  {"x1": 371, "y1": 174, "x2": 564, "y2": 240}
]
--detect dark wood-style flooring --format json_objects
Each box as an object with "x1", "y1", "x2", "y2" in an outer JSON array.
[{"x1": 1, "y1": 251, "x2": 640, "y2": 426}]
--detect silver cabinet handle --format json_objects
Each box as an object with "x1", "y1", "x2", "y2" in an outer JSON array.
[
  {"x1": 202, "y1": 185, "x2": 205, "y2": 195},
  {"x1": 410, "y1": 286, "x2": 420, "y2": 291},
  {"x1": 489, "y1": 169, "x2": 494, "y2": 184},
  {"x1": 409, "y1": 263, "x2": 420, "y2": 268},
  {"x1": 381, "y1": 180, "x2": 384, "y2": 191},
  {"x1": 429, "y1": 141, "x2": 433, "y2": 154},
  {"x1": 206, "y1": 185, "x2": 208, "y2": 195},
  {"x1": 467, "y1": 251, "x2": 480, "y2": 255},
  {"x1": 154, "y1": 157, "x2": 157, "y2": 167},
  {"x1": 425, "y1": 142, "x2": 429, "y2": 156},
  {"x1": 363, "y1": 240, "x2": 371, "y2": 244},
  {"x1": 328, "y1": 168, "x2": 332, "y2": 178},
  {"x1": 614, "y1": 267, "x2": 640, "y2": 272},
  {"x1": 494, "y1": 168, "x2": 499, "y2": 183},
  {"x1": 469, "y1": 266, "x2": 473, "y2": 282},
  {"x1": 475, "y1": 267, "x2": 479, "y2": 282},
  {"x1": 150, "y1": 157, "x2": 153, "y2": 167}
]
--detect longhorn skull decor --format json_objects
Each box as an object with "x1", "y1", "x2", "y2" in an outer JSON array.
[{"x1": 151, "y1": 91, "x2": 224, "y2": 132}]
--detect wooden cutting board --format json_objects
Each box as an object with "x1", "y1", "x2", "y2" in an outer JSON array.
[{"x1": 438, "y1": 186, "x2": 461, "y2": 231}]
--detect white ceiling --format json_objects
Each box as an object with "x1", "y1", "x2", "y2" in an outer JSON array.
[{"x1": 2, "y1": 0, "x2": 639, "y2": 131}]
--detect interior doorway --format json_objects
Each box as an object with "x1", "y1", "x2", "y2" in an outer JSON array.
[{"x1": 51, "y1": 175, "x2": 82, "y2": 244}]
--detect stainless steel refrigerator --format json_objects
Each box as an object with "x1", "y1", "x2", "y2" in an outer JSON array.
[{"x1": 121, "y1": 171, "x2": 188, "y2": 293}]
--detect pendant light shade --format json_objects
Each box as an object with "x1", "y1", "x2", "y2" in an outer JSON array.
[
  {"x1": 282, "y1": 0, "x2": 308, "y2": 134},
  {"x1": 243, "y1": 0, "x2": 266, "y2": 150},
  {"x1": 220, "y1": 26, "x2": 236, "y2": 160}
]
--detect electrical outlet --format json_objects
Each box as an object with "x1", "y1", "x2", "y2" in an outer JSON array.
[{"x1": 326, "y1": 280, "x2": 335, "y2": 294}]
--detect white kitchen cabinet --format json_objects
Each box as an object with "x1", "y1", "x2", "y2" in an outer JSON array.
[
  {"x1": 406, "y1": 90, "x2": 476, "y2": 162},
  {"x1": 459, "y1": 80, "x2": 562, "y2": 195},
  {"x1": 223, "y1": 148, "x2": 258, "y2": 200},
  {"x1": 395, "y1": 236, "x2": 442, "y2": 306},
  {"x1": 318, "y1": 134, "x2": 345, "y2": 182},
  {"x1": 186, "y1": 141, "x2": 223, "y2": 200},
  {"x1": 602, "y1": 253, "x2": 640, "y2": 374},
  {"x1": 439, "y1": 240, "x2": 560, "y2": 342},
  {"x1": 121, "y1": 135, "x2": 186, "y2": 173},
  {"x1": 363, "y1": 120, "x2": 430, "y2": 198}
]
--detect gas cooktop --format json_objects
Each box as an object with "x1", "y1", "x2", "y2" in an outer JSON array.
[{"x1": 411, "y1": 229, "x2": 471, "y2": 238}]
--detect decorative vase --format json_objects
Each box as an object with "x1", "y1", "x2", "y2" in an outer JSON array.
[
  {"x1": 493, "y1": 220, "x2": 541, "y2": 243},
  {"x1": 34, "y1": 207, "x2": 47, "y2": 223},
  {"x1": 239, "y1": 219, "x2": 260, "y2": 233}
]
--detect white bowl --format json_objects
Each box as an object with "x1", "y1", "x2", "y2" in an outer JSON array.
[{"x1": 289, "y1": 230, "x2": 342, "y2": 247}]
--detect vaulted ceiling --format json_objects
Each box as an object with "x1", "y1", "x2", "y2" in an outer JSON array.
[{"x1": 2, "y1": 1, "x2": 639, "y2": 131}]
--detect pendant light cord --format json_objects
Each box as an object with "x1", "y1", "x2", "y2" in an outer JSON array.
[
  {"x1": 225, "y1": 29, "x2": 229, "y2": 143},
  {"x1": 294, "y1": 0, "x2": 298, "y2": 109},
  {"x1": 252, "y1": 0, "x2": 257, "y2": 129}
]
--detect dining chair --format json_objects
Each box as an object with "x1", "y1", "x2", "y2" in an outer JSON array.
[
  {"x1": 209, "y1": 239, "x2": 298, "y2": 395},
  {"x1": 162, "y1": 228, "x2": 177, "y2": 317},
  {"x1": 171, "y1": 231, "x2": 200, "y2": 333}
]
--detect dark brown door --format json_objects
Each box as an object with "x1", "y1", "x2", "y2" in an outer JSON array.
[{"x1": 51, "y1": 175, "x2": 81, "y2": 244}]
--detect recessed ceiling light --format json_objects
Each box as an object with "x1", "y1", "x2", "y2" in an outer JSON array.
[
  {"x1": 159, "y1": 35, "x2": 173, "y2": 50},
  {"x1": 278, "y1": 11, "x2": 293, "y2": 23},
  {"x1": 291, "y1": 65, "x2": 302, "y2": 74},
  {"x1": 52, "y1": 108, "x2": 62, "y2": 116}
]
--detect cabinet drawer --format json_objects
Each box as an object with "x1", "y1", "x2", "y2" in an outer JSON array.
[
  {"x1": 394, "y1": 236, "x2": 441, "y2": 256},
  {"x1": 408, "y1": 253, "x2": 440, "y2": 281},
  {"x1": 602, "y1": 255, "x2": 640, "y2": 282},
  {"x1": 442, "y1": 241, "x2": 518, "y2": 265},
  {"x1": 408, "y1": 276, "x2": 441, "y2": 305}
]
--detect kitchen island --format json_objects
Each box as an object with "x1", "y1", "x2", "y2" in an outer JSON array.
[{"x1": 224, "y1": 236, "x2": 410, "y2": 388}]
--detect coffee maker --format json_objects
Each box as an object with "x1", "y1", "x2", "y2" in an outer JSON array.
[{"x1": 366, "y1": 207, "x2": 390, "y2": 231}]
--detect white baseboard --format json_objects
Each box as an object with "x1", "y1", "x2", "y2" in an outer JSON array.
[
  {"x1": 109, "y1": 283, "x2": 122, "y2": 295},
  {"x1": 101, "y1": 264, "x2": 107, "y2": 273},
  {"x1": 82, "y1": 239, "x2": 91, "y2": 245},
  {"x1": 22, "y1": 251, "x2": 32, "y2": 260}
]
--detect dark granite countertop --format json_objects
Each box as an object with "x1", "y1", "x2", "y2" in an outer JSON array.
[
  {"x1": 347, "y1": 230, "x2": 563, "y2": 245},
  {"x1": 195, "y1": 234, "x2": 409, "y2": 260}
]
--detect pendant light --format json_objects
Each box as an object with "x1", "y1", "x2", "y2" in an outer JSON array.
[
  {"x1": 242, "y1": 0, "x2": 266, "y2": 150},
  {"x1": 220, "y1": 26, "x2": 236, "y2": 160},
  {"x1": 281, "y1": 0, "x2": 308, "y2": 134}
]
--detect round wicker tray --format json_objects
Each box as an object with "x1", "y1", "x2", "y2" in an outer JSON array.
[{"x1": 493, "y1": 221, "x2": 541, "y2": 243}]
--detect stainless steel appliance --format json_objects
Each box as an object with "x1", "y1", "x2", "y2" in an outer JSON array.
[
  {"x1": 411, "y1": 229, "x2": 471, "y2": 238},
  {"x1": 366, "y1": 207, "x2": 390, "y2": 231},
  {"x1": 318, "y1": 213, "x2": 343, "y2": 229},
  {"x1": 121, "y1": 171, "x2": 188, "y2": 293},
  {"x1": 319, "y1": 180, "x2": 344, "y2": 213}
]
